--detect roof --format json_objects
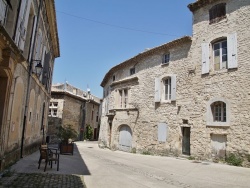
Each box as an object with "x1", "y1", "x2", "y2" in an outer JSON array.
[
  {"x1": 100, "y1": 36, "x2": 192, "y2": 87},
  {"x1": 188, "y1": 0, "x2": 221, "y2": 12}
]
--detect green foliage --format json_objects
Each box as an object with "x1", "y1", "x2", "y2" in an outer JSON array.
[
  {"x1": 142, "y1": 151, "x2": 151, "y2": 155},
  {"x1": 188, "y1": 156, "x2": 195, "y2": 160},
  {"x1": 225, "y1": 153, "x2": 243, "y2": 166},
  {"x1": 57, "y1": 125, "x2": 78, "y2": 143},
  {"x1": 84, "y1": 124, "x2": 93, "y2": 140},
  {"x1": 247, "y1": 154, "x2": 250, "y2": 162},
  {"x1": 131, "y1": 148, "x2": 136, "y2": 154}
]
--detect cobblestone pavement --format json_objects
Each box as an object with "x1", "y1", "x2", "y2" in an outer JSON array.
[
  {"x1": 0, "y1": 143, "x2": 88, "y2": 187},
  {"x1": 0, "y1": 173, "x2": 86, "y2": 188}
]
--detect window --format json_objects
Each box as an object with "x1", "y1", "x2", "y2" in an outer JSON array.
[
  {"x1": 49, "y1": 102, "x2": 58, "y2": 117},
  {"x1": 213, "y1": 40, "x2": 227, "y2": 70},
  {"x1": 154, "y1": 75, "x2": 176, "y2": 102},
  {"x1": 163, "y1": 53, "x2": 170, "y2": 64},
  {"x1": 201, "y1": 33, "x2": 237, "y2": 74},
  {"x1": 212, "y1": 102, "x2": 226, "y2": 122},
  {"x1": 119, "y1": 89, "x2": 128, "y2": 108},
  {"x1": 209, "y1": 3, "x2": 226, "y2": 24},
  {"x1": 0, "y1": 0, "x2": 8, "y2": 25},
  {"x1": 53, "y1": 109, "x2": 57, "y2": 116},
  {"x1": 130, "y1": 68, "x2": 135, "y2": 75},
  {"x1": 206, "y1": 98, "x2": 230, "y2": 126},
  {"x1": 164, "y1": 78, "x2": 171, "y2": 100},
  {"x1": 113, "y1": 75, "x2": 115, "y2": 81}
]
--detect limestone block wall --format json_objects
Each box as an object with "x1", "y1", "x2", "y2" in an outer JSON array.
[
  {"x1": 187, "y1": 0, "x2": 250, "y2": 159},
  {"x1": 99, "y1": 0, "x2": 250, "y2": 164}
]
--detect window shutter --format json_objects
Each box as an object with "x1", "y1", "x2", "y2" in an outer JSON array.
[
  {"x1": 154, "y1": 78, "x2": 161, "y2": 102},
  {"x1": 28, "y1": 16, "x2": 37, "y2": 62},
  {"x1": 201, "y1": 43, "x2": 210, "y2": 74},
  {"x1": 158, "y1": 123, "x2": 167, "y2": 142},
  {"x1": 227, "y1": 33, "x2": 237, "y2": 69},
  {"x1": 171, "y1": 75, "x2": 176, "y2": 101}
]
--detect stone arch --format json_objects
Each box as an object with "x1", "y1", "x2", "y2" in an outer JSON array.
[
  {"x1": 206, "y1": 97, "x2": 230, "y2": 126},
  {"x1": 26, "y1": 89, "x2": 36, "y2": 140},
  {"x1": 118, "y1": 124, "x2": 132, "y2": 152},
  {"x1": 8, "y1": 77, "x2": 24, "y2": 149}
]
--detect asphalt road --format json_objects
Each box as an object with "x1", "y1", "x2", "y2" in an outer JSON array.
[{"x1": 77, "y1": 142, "x2": 250, "y2": 188}]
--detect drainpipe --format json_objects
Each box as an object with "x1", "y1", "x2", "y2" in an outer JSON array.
[{"x1": 20, "y1": 0, "x2": 42, "y2": 158}]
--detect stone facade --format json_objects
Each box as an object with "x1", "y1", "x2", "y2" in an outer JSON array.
[
  {"x1": 99, "y1": 0, "x2": 250, "y2": 166},
  {"x1": 48, "y1": 83, "x2": 101, "y2": 143},
  {"x1": 0, "y1": 0, "x2": 59, "y2": 170}
]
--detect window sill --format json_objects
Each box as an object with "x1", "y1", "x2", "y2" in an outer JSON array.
[
  {"x1": 206, "y1": 123, "x2": 230, "y2": 127},
  {"x1": 160, "y1": 100, "x2": 173, "y2": 103},
  {"x1": 210, "y1": 68, "x2": 228, "y2": 75},
  {"x1": 161, "y1": 63, "x2": 169, "y2": 67}
]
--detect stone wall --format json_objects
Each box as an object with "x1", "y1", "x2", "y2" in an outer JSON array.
[{"x1": 99, "y1": 0, "x2": 250, "y2": 166}]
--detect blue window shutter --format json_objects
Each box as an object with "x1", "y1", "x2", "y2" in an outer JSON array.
[
  {"x1": 154, "y1": 78, "x2": 161, "y2": 102},
  {"x1": 201, "y1": 43, "x2": 210, "y2": 74},
  {"x1": 171, "y1": 75, "x2": 176, "y2": 101},
  {"x1": 228, "y1": 33, "x2": 237, "y2": 69}
]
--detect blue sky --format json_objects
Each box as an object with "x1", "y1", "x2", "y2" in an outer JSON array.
[{"x1": 53, "y1": 0, "x2": 194, "y2": 98}]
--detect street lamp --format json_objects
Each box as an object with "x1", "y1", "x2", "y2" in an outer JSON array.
[{"x1": 34, "y1": 61, "x2": 43, "y2": 77}]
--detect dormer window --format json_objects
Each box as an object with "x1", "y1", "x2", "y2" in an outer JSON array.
[
  {"x1": 162, "y1": 53, "x2": 170, "y2": 64},
  {"x1": 209, "y1": 3, "x2": 226, "y2": 24},
  {"x1": 130, "y1": 67, "x2": 135, "y2": 75}
]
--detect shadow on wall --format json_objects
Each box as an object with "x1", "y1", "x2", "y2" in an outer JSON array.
[{"x1": 47, "y1": 117, "x2": 62, "y2": 143}]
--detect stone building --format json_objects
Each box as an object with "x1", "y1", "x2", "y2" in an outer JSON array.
[
  {"x1": 0, "y1": 0, "x2": 59, "y2": 170},
  {"x1": 48, "y1": 82, "x2": 101, "y2": 143},
  {"x1": 99, "y1": 0, "x2": 250, "y2": 165}
]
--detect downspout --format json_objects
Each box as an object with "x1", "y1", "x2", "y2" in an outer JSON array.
[
  {"x1": 20, "y1": 0, "x2": 42, "y2": 158},
  {"x1": 13, "y1": 0, "x2": 22, "y2": 40}
]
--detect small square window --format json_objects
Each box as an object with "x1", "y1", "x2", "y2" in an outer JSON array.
[
  {"x1": 130, "y1": 68, "x2": 135, "y2": 75},
  {"x1": 163, "y1": 53, "x2": 170, "y2": 64},
  {"x1": 209, "y1": 3, "x2": 226, "y2": 24}
]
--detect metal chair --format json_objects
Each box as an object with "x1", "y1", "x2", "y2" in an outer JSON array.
[{"x1": 38, "y1": 146, "x2": 59, "y2": 172}]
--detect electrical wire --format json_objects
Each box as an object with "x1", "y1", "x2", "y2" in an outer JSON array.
[{"x1": 56, "y1": 10, "x2": 179, "y2": 37}]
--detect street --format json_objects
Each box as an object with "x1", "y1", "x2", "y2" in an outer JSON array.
[
  {"x1": 77, "y1": 142, "x2": 250, "y2": 188},
  {"x1": 2, "y1": 141, "x2": 250, "y2": 188}
]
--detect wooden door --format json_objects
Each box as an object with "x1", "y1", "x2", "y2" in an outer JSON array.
[
  {"x1": 182, "y1": 127, "x2": 190, "y2": 155},
  {"x1": 119, "y1": 125, "x2": 132, "y2": 152}
]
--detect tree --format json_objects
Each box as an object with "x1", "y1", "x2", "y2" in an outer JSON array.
[{"x1": 84, "y1": 124, "x2": 93, "y2": 140}]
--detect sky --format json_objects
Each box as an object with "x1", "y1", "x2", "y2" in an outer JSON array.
[{"x1": 53, "y1": 0, "x2": 194, "y2": 98}]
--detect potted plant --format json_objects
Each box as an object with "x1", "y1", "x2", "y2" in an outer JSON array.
[{"x1": 57, "y1": 124, "x2": 77, "y2": 155}]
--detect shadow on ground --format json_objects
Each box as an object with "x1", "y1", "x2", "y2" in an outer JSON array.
[{"x1": 0, "y1": 142, "x2": 90, "y2": 187}]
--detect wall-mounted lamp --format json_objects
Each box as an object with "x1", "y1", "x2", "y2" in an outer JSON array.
[{"x1": 33, "y1": 60, "x2": 43, "y2": 77}]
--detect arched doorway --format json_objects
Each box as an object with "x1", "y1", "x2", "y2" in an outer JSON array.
[{"x1": 119, "y1": 125, "x2": 132, "y2": 152}]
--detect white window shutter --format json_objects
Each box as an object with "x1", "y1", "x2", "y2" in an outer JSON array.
[
  {"x1": 28, "y1": 16, "x2": 37, "y2": 61},
  {"x1": 19, "y1": 0, "x2": 31, "y2": 50},
  {"x1": 154, "y1": 78, "x2": 161, "y2": 102},
  {"x1": 227, "y1": 33, "x2": 237, "y2": 69},
  {"x1": 158, "y1": 123, "x2": 167, "y2": 142},
  {"x1": 201, "y1": 43, "x2": 210, "y2": 74},
  {"x1": 171, "y1": 75, "x2": 176, "y2": 101}
]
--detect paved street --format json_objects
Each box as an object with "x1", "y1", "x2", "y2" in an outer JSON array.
[
  {"x1": 1, "y1": 141, "x2": 250, "y2": 188},
  {"x1": 77, "y1": 142, "x2": 250, "y2": 188}
]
